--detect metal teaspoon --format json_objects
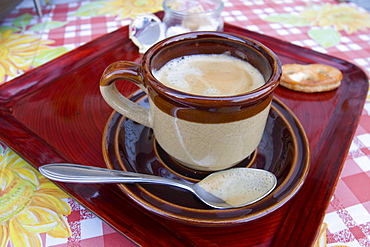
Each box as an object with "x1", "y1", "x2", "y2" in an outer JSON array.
[{"x1": 39, "y1": 163, "x2": 277, "y2": 209}]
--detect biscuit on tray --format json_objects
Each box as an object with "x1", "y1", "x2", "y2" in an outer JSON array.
[{"x1": 280, "y1": 64, "x2": 343, "y2": 93}]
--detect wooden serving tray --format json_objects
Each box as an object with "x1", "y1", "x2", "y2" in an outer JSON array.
[{"x1": 0, "y1": 19, "x2": 368, "y2": 246}]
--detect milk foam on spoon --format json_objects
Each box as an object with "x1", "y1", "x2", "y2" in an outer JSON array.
[{"x1": 197, "y1": 168, "x2": 277, "y2": 207}]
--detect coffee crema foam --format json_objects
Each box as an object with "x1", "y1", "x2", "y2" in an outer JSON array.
[
  {"x1": 197, "y1": 168, "x2": 276, "y2": 207},
  {"x1": 152, "y1": 54, "x2": 265, "y2": 96}
]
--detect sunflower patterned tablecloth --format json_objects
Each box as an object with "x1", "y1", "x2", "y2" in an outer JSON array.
[{"x1": 0, "y1": 0, "x2": 369, "y2": 246}]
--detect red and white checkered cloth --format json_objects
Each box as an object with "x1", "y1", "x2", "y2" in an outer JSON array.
[{"x1": 40, "y1": 199, "x2": 135, "y2": 246}]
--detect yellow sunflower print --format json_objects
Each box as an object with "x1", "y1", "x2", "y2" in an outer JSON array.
[
  {"x1": 0, "y1": 148, "x2": 71, "y2": 247},
  {"x1": 99, "y1": 0, "x2": 163, "y2": 19},
  {"x1": 0, "y1": 29, "x2": 54, "y2": 82},
  {"x1": 73, "y1": 0, "x2": 163, "y2": 20},
  {"x1": 301, "y1": 3, "x2": 370, "y2": 34}
]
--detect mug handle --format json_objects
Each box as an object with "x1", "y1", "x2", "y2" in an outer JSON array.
[{"x1": 100, "y1": 61, "x2": 151, "y2": 128}]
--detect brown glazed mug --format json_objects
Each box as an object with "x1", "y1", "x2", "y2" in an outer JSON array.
[{"x1": 100, "y1": 32, "x2": 281, "y2": 171}]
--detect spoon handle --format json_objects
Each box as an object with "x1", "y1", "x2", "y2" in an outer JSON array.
[{"x1": 39, "y1": 163, "x2": 191, "y2": 189}]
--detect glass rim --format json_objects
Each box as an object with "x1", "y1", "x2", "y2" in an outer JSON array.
[{"x1": 162, "y1": 0, "x2": 224, "y2": 16}]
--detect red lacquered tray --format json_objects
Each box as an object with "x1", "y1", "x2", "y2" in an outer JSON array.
[{"x1": 0, "y1": 19, "x2": 368, "y2": 246}]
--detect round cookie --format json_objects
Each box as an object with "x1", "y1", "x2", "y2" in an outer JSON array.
[{"x1": 280, "y1": 64, "x2": 343, "y2": 93}]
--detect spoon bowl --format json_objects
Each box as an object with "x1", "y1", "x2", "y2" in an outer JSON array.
[{"x1": 39, "y1": 163, "x2": 277, "y2": 209}]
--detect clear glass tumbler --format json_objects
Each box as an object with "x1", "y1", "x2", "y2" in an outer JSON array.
[{"x1": 162, "y1": 0, "x2": 224, "y2": 37}]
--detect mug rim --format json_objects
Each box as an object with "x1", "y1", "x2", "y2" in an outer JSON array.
[{"x1": 142, "y1": 31, "x2": 282, "y2": 107}]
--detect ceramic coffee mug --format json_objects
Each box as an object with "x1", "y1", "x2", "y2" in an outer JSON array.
[{"x1": 100, "y1": 32, "x2": 281, "y2": 171}]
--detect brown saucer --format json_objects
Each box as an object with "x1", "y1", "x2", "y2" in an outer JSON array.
[{"x1": 103, "y1": 90, "x2": 310, "y2": 226}]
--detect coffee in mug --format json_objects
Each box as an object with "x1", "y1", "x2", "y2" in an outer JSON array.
[
  {"x1": 152, "y1": 54, "x2": 265, "y2": 96},
  {"x1": 100, "y1": 32, "x2": 281, "y2": 171}
]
